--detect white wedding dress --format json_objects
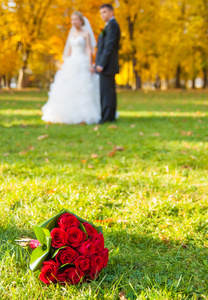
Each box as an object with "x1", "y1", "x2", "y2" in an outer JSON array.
[{"x1": 41, "y1": 36, "x2": 101, "y2": 124}]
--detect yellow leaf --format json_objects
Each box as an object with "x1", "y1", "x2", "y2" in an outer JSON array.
[{"x1": 37, "y1": 134, "x2": 49, "y2": 140}]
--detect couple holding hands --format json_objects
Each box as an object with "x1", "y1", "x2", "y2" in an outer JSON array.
[{"x1": 42, "y1": 4, "x2": 120, "y2": 125}]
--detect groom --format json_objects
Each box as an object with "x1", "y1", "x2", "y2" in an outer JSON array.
[{"x1": 96, "y1": 4, "x2": 120, "y2": 124}]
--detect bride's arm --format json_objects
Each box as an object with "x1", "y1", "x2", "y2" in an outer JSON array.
[
  {"x1": 86, "y1": 32, "x2": 94, "y2": 73},
  {"x1": 68, "y1": 45, "x2": 71, "y2": 57}
]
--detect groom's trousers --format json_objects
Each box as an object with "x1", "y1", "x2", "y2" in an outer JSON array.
[{"x1": 100, "y1": 74, "x2": 117, "y2": 122}]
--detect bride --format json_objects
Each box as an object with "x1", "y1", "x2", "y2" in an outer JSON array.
[{"x1": 41, "y1": 12, "x2": 101, "y2": 124}]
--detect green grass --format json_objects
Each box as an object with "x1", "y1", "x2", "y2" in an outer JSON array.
[{"x1": 0, "y1": 90, "x2": 208, "y2": 300}]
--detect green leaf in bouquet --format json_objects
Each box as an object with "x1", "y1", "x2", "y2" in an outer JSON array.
[
  {"x1": 78, "y1": 222, "x2": 88, "y2": 239},
  {"x1": 52, "y1": 246, "x2": 67, "y2": 259},
  {"x1": 33, "y1": 225, "x2": 50, "y2": 246},
  {"x1": 59, "y1": 263, "x2": 75, "y2": 269},
  {"x1": 95, "y1": 226, "x2": 103, "y2": 234},
  {"x1": 29, "y1": 236, "x2": 52, "y2": 272},
  {"x1": 39, "y1": 209, "x2": 68, "y2": 231}
]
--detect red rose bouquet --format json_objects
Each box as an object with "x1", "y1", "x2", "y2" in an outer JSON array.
[{"x1": 29, "y1": 209, "x2": 109, "y2": 285}]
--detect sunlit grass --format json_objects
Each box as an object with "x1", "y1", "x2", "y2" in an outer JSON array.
[{"x1": 0, "y1": 90, "x2": 208, "y2": 300}]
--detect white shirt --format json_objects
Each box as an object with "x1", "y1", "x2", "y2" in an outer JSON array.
[{"x1": 105, "y1": 16, "x2": 115, "y2": 27}]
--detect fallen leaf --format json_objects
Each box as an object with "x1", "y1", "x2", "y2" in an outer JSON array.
[
  {"x1": 182, "y1": 244, "x2": 189, "y2": 249},
  {"x1": 80, "y1": 122, "x2": 86, "y2": 125},
  {"x1": 108, "y1": 125, "x2": 118, "y2": 129},
  {"x1": 184, "y1": 143, "x2": 190, "y2": 149},
  {"x1": 139, "y1": 131, "x2": 144, "y2": 135},
  {"x1": 95, "y1": 218, "x2": 127, "y2": 224},
  {"x1": 27, "y1": 145, "x2": 35, "y2": 150},
  {"x1": 181, "y1": 165, "x2": 191, "y2": 169},
  {"x1": 119, "y1": 291, "x2": 128, "y2": 300},
  {"x1": 190, "y1": 155, "x2": 197, "y2": 160},
  {"x1": 114, "y1": 146, "x2": 125, "y2": 151},
  {"x1": 37, "y1": 134, "x2": 49, "y2": 140},
  {"x1": 91, "y1": 153, "x2": 98, "y2": 159},
  {"x1": 108, "y1": 150, "x2": 117, "y2": 157},
  {"x1": 47, "y1": 188, "x2": 57, "y2": 194},
  {"x1": 20, "y1": 124, "x2": 27, "y2": 128},
  {"x1": 108, "y1": 141, "x2": 113, "y2": 145},
  {"x1": 159, "y1": 233, "x2": 170, "y2": 244},
  {"x1": 88, "y1": 164, "x2": 94, "y2": 169},
  {"x1": 179, "y1": 131, "x2": 193, "y2": 136},
  {"x1": 4, "y1": 153, "x2": 9, "y2": 156},
  {"x1": 15, "y1": 238, "x2": 32, "y2": 247},
  {"x1": 154, "y1": 132, "x2": 160, "y2": 136},
  {"x1": 93, "y1": 126, "x2": 99, "y2": 131},
  {"x1": 19, "y1": 151, "x2": 28, "y2": 155},
  {"x1": 181, "y1": 151, "x2": 187, "y2": 154},
  {"x1": 81, "y1": 160, "x2": 87, "y2": 163},
  {"x1": 130, "y1": 124, "x2": 135, "y2": 128},
  {"x1": 97, "y1": 174, "x2": 109, "y2": 179},
  {"x1": 45, "y1": 158, "x2": 50, "y2": 163},
  {"x1": 99, "y1": 146, "x2": 103, "y2": 150}
]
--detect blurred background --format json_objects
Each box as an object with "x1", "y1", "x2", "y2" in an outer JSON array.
[{"x1": 0, "y1": 0, "x2": 207, "y2": 90}]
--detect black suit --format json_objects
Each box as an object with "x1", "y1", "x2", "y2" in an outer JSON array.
[{"x1": 96, "y1": 18, "x2": 120, "y2": 123}]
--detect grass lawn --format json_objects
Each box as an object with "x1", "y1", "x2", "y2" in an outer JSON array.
[{"x1": 0, "y1": 90, "x2": 208, "y2": 300}]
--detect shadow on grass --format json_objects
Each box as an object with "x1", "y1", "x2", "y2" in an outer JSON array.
[
  {"x1": 104, "y1": 229, "x2": 208, "y2": 298},
  {"x1": 0, "y1": 224, "x2": 33, "y2": 262}
]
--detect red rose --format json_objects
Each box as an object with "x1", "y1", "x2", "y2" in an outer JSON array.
[
  {"x1": 90, "y1": 233, "x2": 104, "y2": 251},
  {"x1": 29, "y1": 239, "x2": 41, "y2": 249},
  {"x1": 63, "y1": 267, "x2": 84, "y2": 285},
  {"x1": 55, "y1": 246, "x2": 79, "y2": 265},
  {"x1": 100, "y1": 248, "x2": 109, "y2": 268},
  {"x1": 39, "y1": 260, "x2": 59, "y2": 284},
  {"x1": 67, "y1": 227, "x2": 86, "y2": 248},
  {"x1": 83, "y1": 222, "x2": 98, "y2": 237},
  {"x1": 75, "y1": 255, "x2": 91, "y2": 273},
  {"x1": 55, "y1": 271, "x2": 68, "y2": 284},
  {"x1": 51, "y1": 228, "x2": 68, "y2": 248},
  {"x1": 57, "y1": 213, "x2": 80, "y2": 230},
  {"x1": 90, "y1": 255, "x2": 104, "y2": 273},
  {"x1": 76, "y1": 240, "x2": 97, "y2": 258}
]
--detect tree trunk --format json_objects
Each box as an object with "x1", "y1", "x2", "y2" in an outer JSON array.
[
  {"x1": 192, "y1": 77, "x2": 196, "y2": 89},
  {"x1": 175, "y1": 64, "x2": 181, "y2": 88},
  {"x1": 203, "y1": 67, "x2": 207, "y2": 89},
  {"x1": 17, "y1": 68, "x2": 24, "y2": 89},
  {"x1": 132, "y1": 55, "x2": 141, "y2": 90},
  {"x1": 166, "y1": 76, "x2": 169, "y2": 89},
  {"x1": 135, "y1": 71, "x2": 142, "y2": 89},
  {"x1": 17, "y1": 49, "x2": 30, "y2": 89},
  {"x1": 155, "y1": 74, "x2": 161, "y2": 89},
  {"x1": 8, "y1": 77, "x2": 11, "y2": 89},
  {"x1": 127, "y1": 15, "x2": 141, "y2": 90}
]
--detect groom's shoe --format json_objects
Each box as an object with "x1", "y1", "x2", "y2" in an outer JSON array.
[{"x1": 98, "y1": 119, "x2": 105, "y2": 124}]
